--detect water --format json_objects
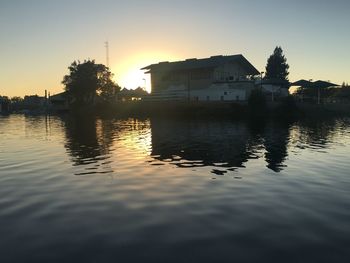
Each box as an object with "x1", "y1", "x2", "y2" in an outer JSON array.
[{"x1": 0, "y1": 114, "x2": 349, "y2": 262}]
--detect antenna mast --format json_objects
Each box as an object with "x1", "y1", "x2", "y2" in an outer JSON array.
[{"x1": 105, "y1": 41, "x2": 109, "y2": 68}]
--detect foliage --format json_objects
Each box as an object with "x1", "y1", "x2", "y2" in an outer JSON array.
[
  {"x1": 265, "y1": 46, "x2": 289, "y2": 81},
  {"x1": 62, "y1": 60, "x2": 120, "y2": 106},
  {"x1": 0, "y1": 95, "x2": 10, "y2": 112},
  {"x1": 11, "y1": 96, "x2": 23, "y2": 103}
]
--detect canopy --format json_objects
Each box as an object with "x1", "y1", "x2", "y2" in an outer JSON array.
[{"x1": 291, "y1": 79, "x2": 338, "y2": 88}]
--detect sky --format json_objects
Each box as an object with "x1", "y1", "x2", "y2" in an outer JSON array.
[{"x1": 1, "y1": 0, "x2": 349, "y2": 97}]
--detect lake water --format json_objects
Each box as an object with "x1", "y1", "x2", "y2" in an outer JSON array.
[{"x1": 0, "y1": 114, "x2": 349, "y2": 262}]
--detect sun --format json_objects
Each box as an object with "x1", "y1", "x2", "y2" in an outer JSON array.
[
  {"x1": 110, "y1": 51, "x2": 179, "y2": 94},
  {"x1": 116, "y1": 69, "x2": 150, "y2": 93}
]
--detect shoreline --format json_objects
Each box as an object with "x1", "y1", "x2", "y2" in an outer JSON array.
[{"x1": 3, "y1": 101, "x2": 350, "y2": 119}]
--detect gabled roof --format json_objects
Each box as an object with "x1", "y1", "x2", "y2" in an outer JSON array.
[
  {"x1": 291, "y1": 79, "x2": 312, "y2": 87},
  {"x1": 50, "y1": 92, "x2": 67, "y2": 101},
  {"x1": 312, "y1": 80, "x2": 338, "y2": 88},
  {"x1": 291, "y1": 79, "x2": 338, "y2": 88},
  {"x1": 141, "y1": 54, "x2": 260, "y2": 75}
]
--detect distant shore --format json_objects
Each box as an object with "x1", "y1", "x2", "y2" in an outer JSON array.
[{"x1": 3, "y1": 100, "x2": 350, "y2": 120}]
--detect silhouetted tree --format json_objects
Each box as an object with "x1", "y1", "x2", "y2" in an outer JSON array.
[
  {"x1": 265, "y1": 46, "x2": 289, "y2": 81},
  {"x1": 0, "y1": 96, "x2": 10, "y2": 112},
  {"x1": 10, "y1": 96, "x2": 23, "y2": 103},
  {"x1": 10, "y1": 96, "x2": 24, "y2": 111},
  {"x1": 62, "y1": 60, "x2": 120, "y2": 106}
]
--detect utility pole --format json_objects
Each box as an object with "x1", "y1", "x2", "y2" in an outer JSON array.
[{"x1": 105, "y1": 41, "x2": 109, "y2": 68}]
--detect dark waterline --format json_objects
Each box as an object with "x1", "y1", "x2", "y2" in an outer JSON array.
[{"x1": 0, "y1": 114, "x2": 350, "y2": 262}]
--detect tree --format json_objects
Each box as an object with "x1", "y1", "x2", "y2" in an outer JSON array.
[
  {"x1": 265, "y1": 46, "x2": 289, "y2": 81},
  {"x1": 62, "y1": 60, "x2": 120, "y2": 106}
]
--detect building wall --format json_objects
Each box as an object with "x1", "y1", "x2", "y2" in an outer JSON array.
[
  {"x1": 146, "y1": 82, "x2": 255, "y2": 102},
  {"x1": 150, "y1": 61, "x2": 252, "y2": 94},
  {"x1": 262, "y1": 84, "x2": 290, "y2": 98},
  {"x1": 151, "y1": 68, "x2": 213, "y2": 93},
  {"x1": 213, "y1": 62, "x2": 248, "y2": 82},
  {"x1": 191, "y1": 82, "x2": 254, "y2": 101}
]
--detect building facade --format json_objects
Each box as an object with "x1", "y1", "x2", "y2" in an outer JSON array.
[{"x1": 141, "y1": 55, "x2": 260, "y2": 101}]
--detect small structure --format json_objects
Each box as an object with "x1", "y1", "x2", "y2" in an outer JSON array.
[
  {"x1": 22, "y1": 95, "x2": 47, "y2": 110},
  {"x1": 49, "y1": 92, "x2": 69, "y2": 112},
  {"x1": 258, "y1": 78, "x2": 290, "y2": 101},
  {"x1": 141, "y1": 55, "x2": 260, "y2": 102},
  {"x1": 117, "y1": 87, "x2": 148, "y2": 101},
  {"x1": 291, "y1": 80, "x2": 338, "y2": 104}
]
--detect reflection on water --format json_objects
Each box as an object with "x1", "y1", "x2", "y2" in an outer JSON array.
[
  {"x1": 55, "y1": 114, "x2": 350, "y2": 176},
  {"x1": 62, "y1": 115, "x2": 152, "y2": 175},
  {"x1": 61, "y1": 116, "x2": 347, "y2": 176},
  {"x1": 61, "y1": 116, "x2": 293, "y2": 175},
  {"x1": 1, "y1": 114, "x2": 350, "y2": 262}
]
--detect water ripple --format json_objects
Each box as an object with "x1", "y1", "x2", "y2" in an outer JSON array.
[{"x1": 0, "y1": 115, "x2": 350, "y2": 262}]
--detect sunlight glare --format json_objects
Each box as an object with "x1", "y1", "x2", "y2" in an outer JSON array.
[{"x1": 111, "y1": 51, "x2": 179, "y2": 93}]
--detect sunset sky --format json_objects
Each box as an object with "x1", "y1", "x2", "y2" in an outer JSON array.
[{"x1": 1, "y1": 0, "x2": 349, "y2": 97}]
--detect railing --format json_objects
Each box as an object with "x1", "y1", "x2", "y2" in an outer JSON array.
[{"x1": 213, "y1": 76, "x2": 252, "y2": 83}]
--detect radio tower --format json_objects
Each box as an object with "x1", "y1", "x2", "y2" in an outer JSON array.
[{"x1": 105, "y1": 41, "x2": 109, "y2": 68}]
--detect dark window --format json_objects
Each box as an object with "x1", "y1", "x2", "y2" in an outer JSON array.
[
  {"x1": 221, "y1": 96, "x2": 224, "y2": 101},
  {"x1": 224, "y1": 92, "x2": 228, "y2": 95},
  {"x1": 206, "y1": 96, "x2": 210, "y2": 101}
]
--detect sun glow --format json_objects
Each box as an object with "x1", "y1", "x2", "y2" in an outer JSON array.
[
  {"x1": 117, "y1": 69, "x2": 150, "y2": 93},
  {"x1": 111, "y1": 51, "x2": 179, "y2": 93}
]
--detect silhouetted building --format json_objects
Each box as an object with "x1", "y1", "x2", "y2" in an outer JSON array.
[
  {"x1": 291, "y1": 79, "x2": 338, "y2": 103},
  {"x1": 141, "y1": 55, "x2": 259, "y2": 101},
  {"x1": 22, "y1": 95, "x2": 46, "y2": 110},
  {"x1": 258, "y1": 78, "x2": 290, "y2": 101},
  {"x1": 0, "y1": 96, "x2": 10, "y2": 113},
  {"x1": 117, "y1": 87, "x2": 148, "y2": 101},
  {"x1": 49, "y1": 92, "x2": 69, "y2": 112}
]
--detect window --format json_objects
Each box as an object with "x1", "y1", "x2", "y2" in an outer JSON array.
[
  {"x1": 236, "y1": 95, "x2": 239, "y2": 101},
  {"x1": 206, "y1": 96, "x2": 210, "y2": 101},
  {"x1": 221, "y1": 96, "x2": 224, "y2": 101},
  {"x1": 224, "y1": 92, "x2": 228, "y2": 95}
]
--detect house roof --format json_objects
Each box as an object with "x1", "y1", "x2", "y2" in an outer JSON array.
[
  {"x1": 117, "y1": 87, "x2": 148, "y2": 97},
  {"x1": 141, "y1": 54, "x2": 260, "y2": 75},
  {"x1": 291, "y1": 79, "x2": 312, "y2": 87},
  {"x1": 291, "y1": 79, "x2": 338, "y2": 88},
  {"x1": 50, "y1": 92, "x2": 67, "y2": 101}
]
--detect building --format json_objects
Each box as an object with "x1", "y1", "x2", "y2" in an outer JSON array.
[
  {"x1": 49, "y1": 92, "x2": 69, "y2": 112},
  {"x1": 117, "y1": 87, "x2": 148, "y2": 101},
  {"x1": 23, "y1": 95, "x2": 47, "y2": 109},
  {"x1": 0, "y1": 96, "x2": 10, "y2": 113},
  {"x1": 291, "y1": 80, "x2": 338, "y2": 104},
  {"x1": 259, "y1": 78, "x2": 290, "y2": 101},
  {"x1": 141, "y1": 55, "x2": 260, "y2": 102}
]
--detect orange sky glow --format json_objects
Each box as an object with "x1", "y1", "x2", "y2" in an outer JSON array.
[{"x1": 1, "y1": 1, "x2": 349, "y2": 97}]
